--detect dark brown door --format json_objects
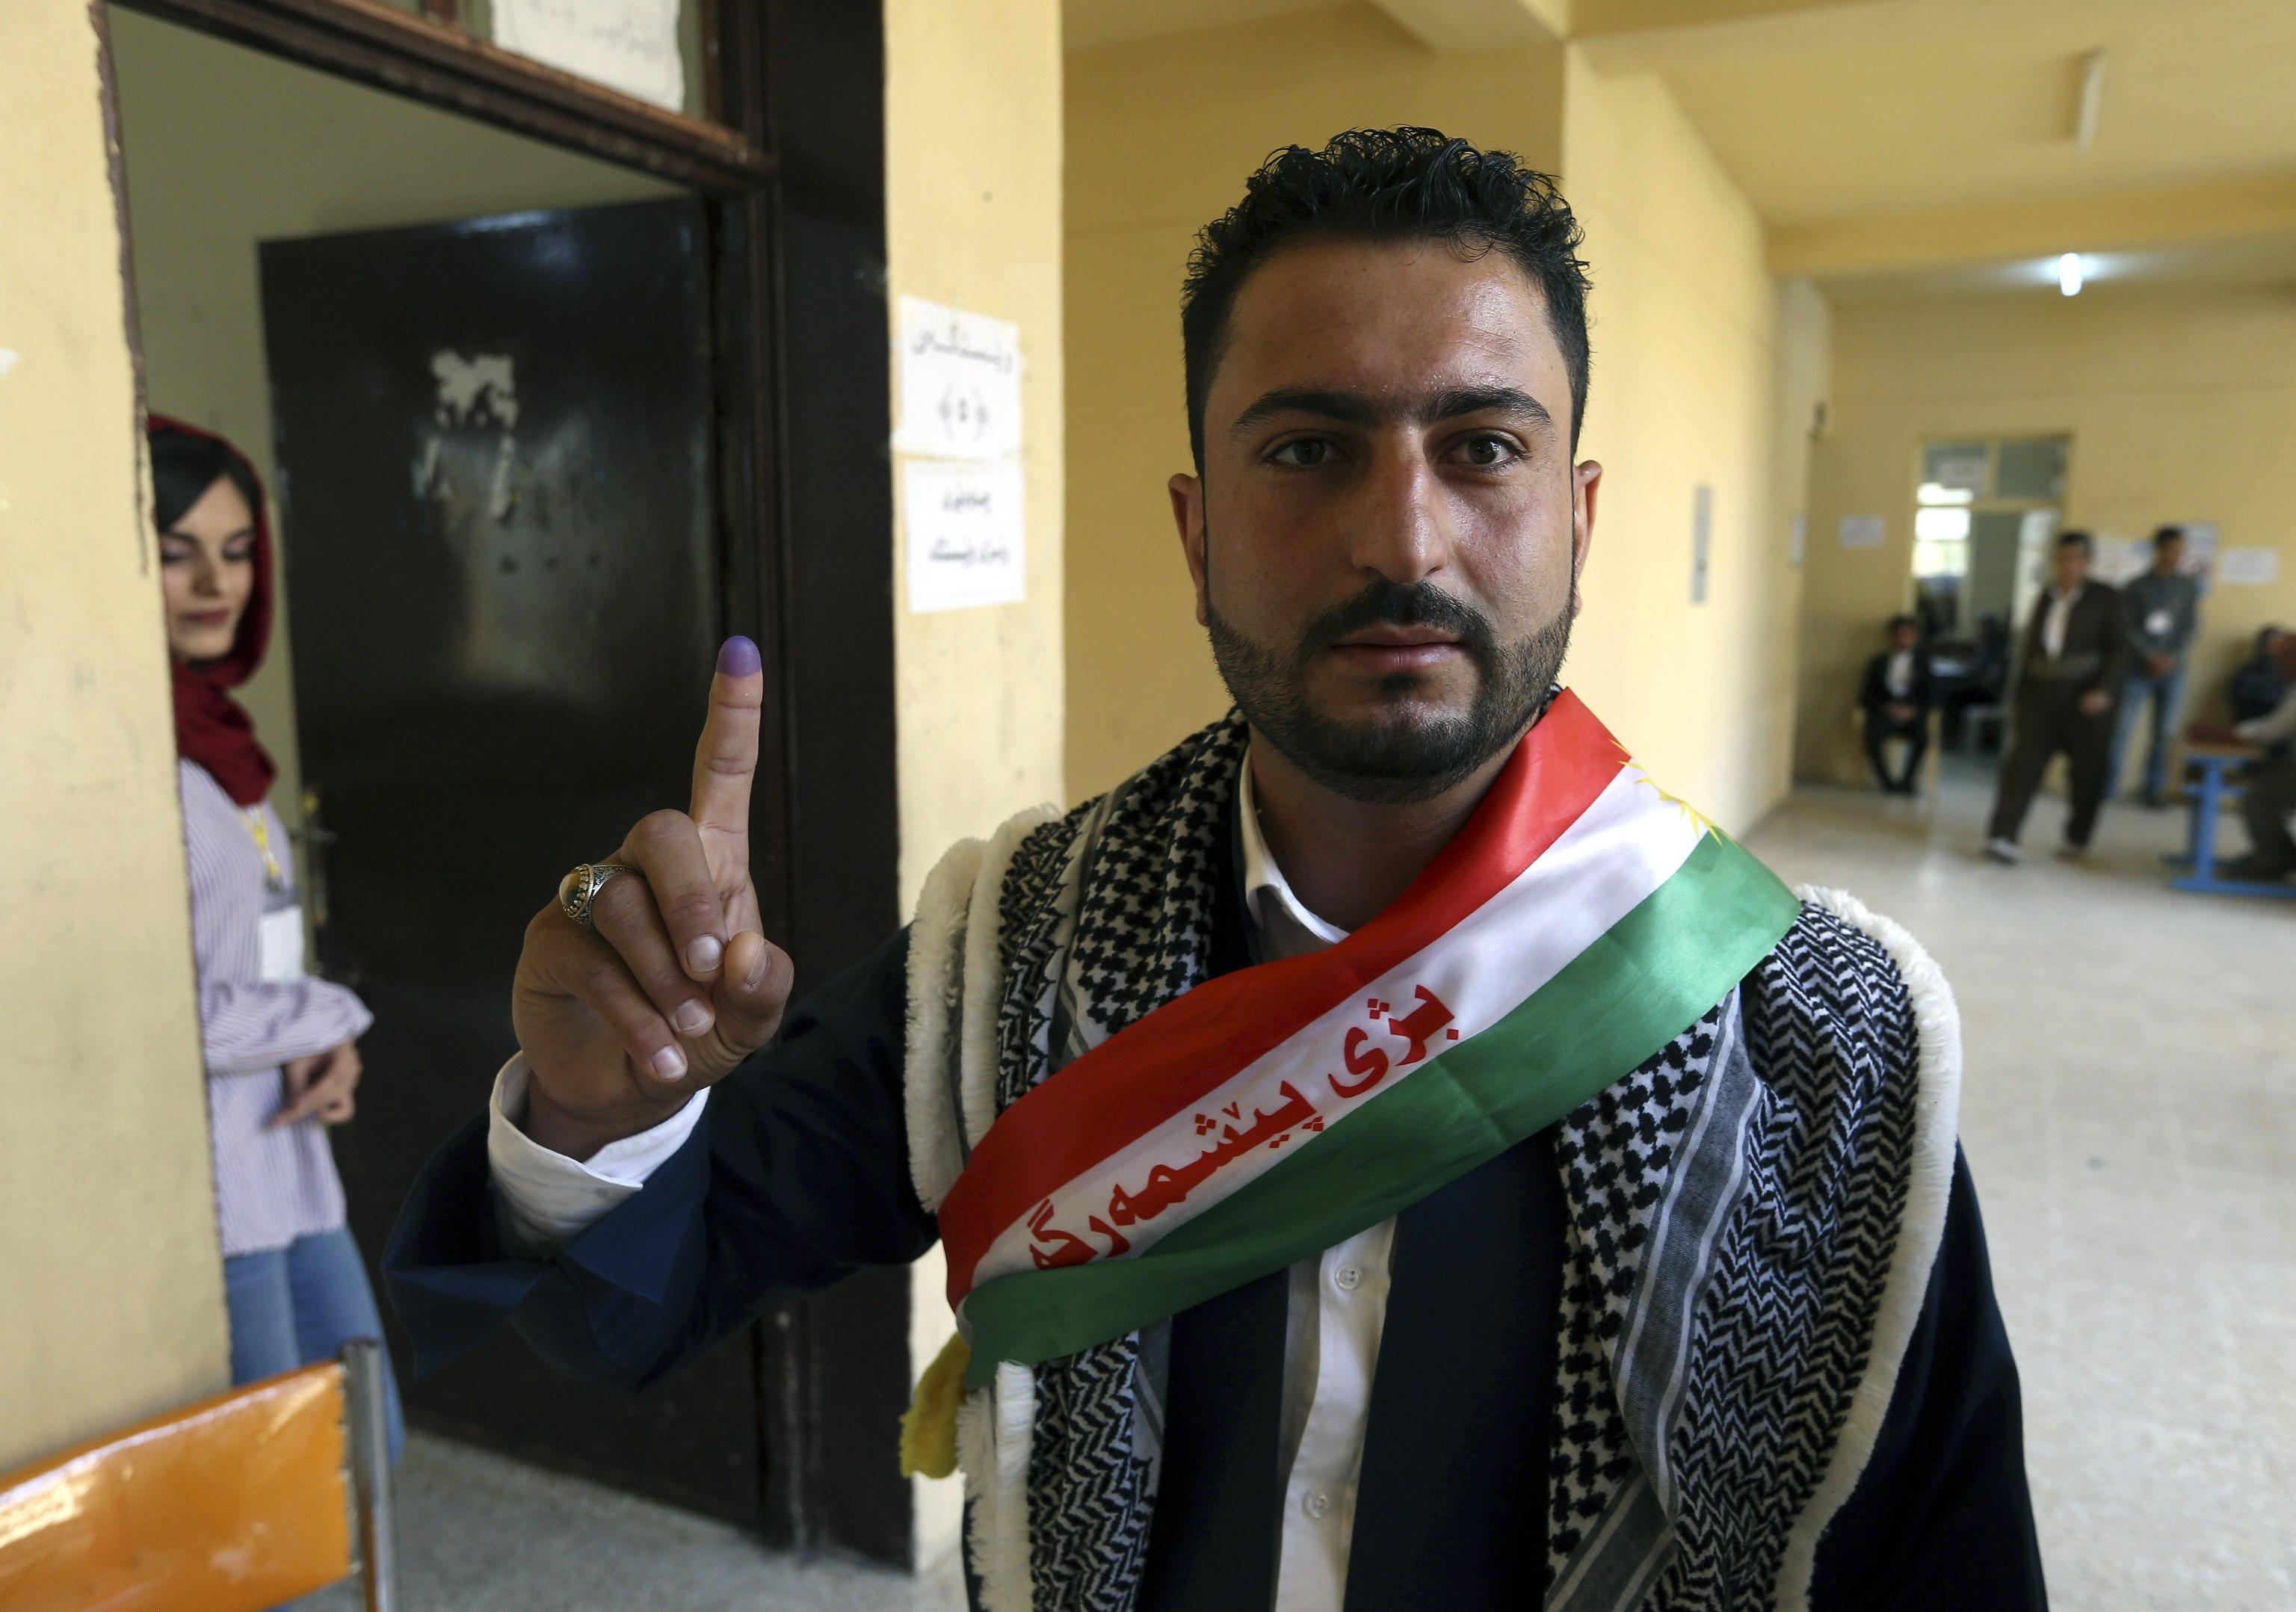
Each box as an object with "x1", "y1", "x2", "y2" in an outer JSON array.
[{"x1": 259, "y1": 198, "x2": 762, "y2": 1523}]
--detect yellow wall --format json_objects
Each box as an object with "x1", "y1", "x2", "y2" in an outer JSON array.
[
  {"x1": 1557, "y1": 54, "x2": 1815, "y2": 830},
  {"x1": 1063, "y1": 5, "x2": 1566, "y2": 800},
  {"x1": 1062, "y1": 12, "x2": 1801, "y2": 833},
  {"x1": 0, "y1": 4, "x2": 231, "y2": 1469},
  {"x1": 1799, "y1": 284, "x2": 2296, "y2": 785},
  {"x1": 883, "y1": 0, "x2": 1066, "y2": 1564},
  {"x1": 111, "y1": 7, "x2": 679, "y2": 849}
]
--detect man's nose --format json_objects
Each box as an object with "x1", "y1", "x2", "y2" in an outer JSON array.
[{"x1": 1348, "y1": 445, "x2": 1449, "y2": 589}]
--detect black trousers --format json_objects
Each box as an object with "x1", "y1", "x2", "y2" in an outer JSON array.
[
  {"x1": 1988, "y1": 683, "x2": 2113, "y2": 847},
  {"x1": 2241, "y1": 754, "x2": 2296, "y2": 874},
  {"x1": 1864, "y1": 713, "x2": 1927, "y2": 791}
]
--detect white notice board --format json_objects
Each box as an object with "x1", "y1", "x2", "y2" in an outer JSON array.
[
  {"x1": 895, "y1": 297, "x2": 1023, "y2": 462},
  {"x1": 1837, "y1": 514, "x2": 1886, "y2": 550},
  {"x1": 904, "y1": 460, "x2": 1026, "y2": 613}
]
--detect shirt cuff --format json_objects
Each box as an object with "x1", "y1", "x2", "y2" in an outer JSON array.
[{"x1": 486, "y1": 1054, "x2": 710, "y2": 1255}]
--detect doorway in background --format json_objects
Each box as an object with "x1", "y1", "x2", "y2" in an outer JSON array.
[
  {"x1": 1910, "y1": 435, "x2": 2070, "y2": 761},
  {"x1": 259, "y1": 197, "x2": 759, "y2": 1520},
  {"x1": 105, "y1": 0, "x2": 912, "y2": 1563}
]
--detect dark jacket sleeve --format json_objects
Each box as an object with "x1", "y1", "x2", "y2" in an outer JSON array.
[
  {"x1": 383, "y1": 927, "x2": 934, "y2": 1391},
  {"x1": 2095, "y1": 588, "x2": 2133, "y2": 694},
  {"x1": 1858, "y1": 655, "x2": 1887, "y2": 714},
  {"x1": 1809, "y1": 1149, "x2": 2048, "y2": 1611}
]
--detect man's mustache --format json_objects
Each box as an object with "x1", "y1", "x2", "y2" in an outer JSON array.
[{"x1": 1297, "y1": 580, "x2": 1497, "y2": 666}]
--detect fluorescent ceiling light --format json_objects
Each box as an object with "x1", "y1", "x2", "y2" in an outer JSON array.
[{"x1": 2058, "y1": 253, "x2": 2085, "y2": 297}]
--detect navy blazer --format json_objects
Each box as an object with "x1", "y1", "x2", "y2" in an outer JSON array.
[{"x1": 387, "y1": 847, "x2": 2046, "y2": 1611}]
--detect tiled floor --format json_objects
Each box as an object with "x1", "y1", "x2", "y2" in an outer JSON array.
[
  {"x1": 1745, "y1": 761, "x2": 2296, "y2": 1611},
  {"x1": 300, "y1": 1432, "x2": 967, "y2": 1611},
  {"x1": 315, "y1": 761, "x2": 2295, "y2": 1610}
]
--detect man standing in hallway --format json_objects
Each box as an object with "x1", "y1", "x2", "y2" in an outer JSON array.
[
  {"x1": 1987, "y1": 530, "x2": 2128, "y2": 863},
  {"x1": 387, "y1": 129, "x2": 2045, "y2": 1612},
  {"x1": 2108, "y1": 525, "x2": 2203, "y2": 808},
  {"x1": 1860, "y1": 613, "x2": 1933, "y2": 794}
]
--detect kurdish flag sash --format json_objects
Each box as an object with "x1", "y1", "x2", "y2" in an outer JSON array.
[{"x1": 936, "y1": 692, "x2": 1800, "y2": 1389}]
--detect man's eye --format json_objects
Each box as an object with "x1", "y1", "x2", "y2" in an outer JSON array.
[
  {"x1": 1269, "y1": 439, "x2": 1332, "y2": 469},
  {"x1": 1458, "y1": 435, "x2": 1519, "y2": 467}
]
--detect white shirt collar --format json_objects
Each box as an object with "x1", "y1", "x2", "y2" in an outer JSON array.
[{"x1": 1237, "y1": 744, "x2": 1351, "y2": 951}]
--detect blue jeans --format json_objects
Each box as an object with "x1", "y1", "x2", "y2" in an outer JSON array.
[
  {"x1": 2108, "y1": 662, "x2": 2185, "y2": 803},
  {"x1": 223, "y1": 1225, "x2": 405, "y2": 1465}
]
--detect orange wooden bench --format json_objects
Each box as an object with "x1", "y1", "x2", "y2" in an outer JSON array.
[{"x1": 0, "y1": 1338, "x2": 395, "y2": 1611}]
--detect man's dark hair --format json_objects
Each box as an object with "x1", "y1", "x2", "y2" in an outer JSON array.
[
  {"x1": 2056, "y1": 529, "x2": 2094, "y2": 555},
  {"x1": 2152, "y1": 525, "x2": 2185, "y2": 549},
  {"x1": 1180, "y1": 127, "x2": 1593, "y2": 472},
  {"x1": 1887, "y1": 613, "x2": 1917, "y2": 634}
]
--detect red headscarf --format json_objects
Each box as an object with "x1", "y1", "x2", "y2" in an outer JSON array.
[{"x1": 153, "y1": 414, "x2": 279, "y2": 807}]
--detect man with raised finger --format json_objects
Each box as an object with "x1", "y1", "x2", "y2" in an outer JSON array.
[{"x1": 388, "y1": 129, "x2": 2045, "y2": 1612}]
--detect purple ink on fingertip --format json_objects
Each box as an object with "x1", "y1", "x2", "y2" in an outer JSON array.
[{"x1": 718, "y1": 635, "x2": 762, "y2": 676}]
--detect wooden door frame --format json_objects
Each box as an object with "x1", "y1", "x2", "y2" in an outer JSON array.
[{"x1": 102, "y1": 0, "x2": 910, "y2": 1566}]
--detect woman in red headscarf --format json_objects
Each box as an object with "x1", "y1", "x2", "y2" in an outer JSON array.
[{"x1": 154, "y1": 416, "x2": 401, "y2": 1460}]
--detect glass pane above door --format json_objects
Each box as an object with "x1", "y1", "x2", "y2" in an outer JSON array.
[{"x1": 1994, "y1": 437, "x2": 2069, "y2": 501}]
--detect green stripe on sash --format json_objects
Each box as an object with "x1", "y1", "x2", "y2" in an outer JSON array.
[{"x1": 962, "y1": 833, "x2": 1800, "y2": 1388}]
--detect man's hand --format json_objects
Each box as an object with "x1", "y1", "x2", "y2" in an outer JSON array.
[
  {"x1": 1886, "y1": 702, "x2": 1916, "y2": 723},
  {"x1": 2079, "y1": 689, "x2": 2112, "y2": 717},
  {"x1": 510, "y1": 638, "x2": 794, "y2": 1161},
  {"x1": 274, "y1": 1042, "x2": 362, "y2": 1128},
  {"x1": 2147, "y1": 652, "x2": 2176, "y2": 677},
  {"x1": 2187, "y1": 720, "x2": 2249, "y2": 748}
]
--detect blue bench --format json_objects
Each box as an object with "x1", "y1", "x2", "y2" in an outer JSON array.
[{"x1": 2170, "y1": 749, "x2": 2296, "y2": 898}]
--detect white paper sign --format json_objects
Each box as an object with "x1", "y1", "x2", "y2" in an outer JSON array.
[
  {"x1": 896, "y1": 297, "x2": 1022, "y2": 462},
  {"x1": 493, "y1": 0, "x2": 685, "y2": 112},
  {"x1": 2179, "y1": 522, "x2": 2219, "y2": 571},
  {"x1": 2218, "y1": 547, "x2": 2280, "y2": 586},
  {"x1": 1838, "y1": 514, "x2": 1886, "y2": 550},
  {"x1": 1789, "y1": 513, "x2": 1807, "y2": 569},
  {"x1": 904, "y1": 460, "x2": 1025, "y2": 613},
  {"x1": 2096, "y1": 537, "x2": 2148, "y2": 584}
]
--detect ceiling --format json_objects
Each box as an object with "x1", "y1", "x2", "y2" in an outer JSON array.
[
  {"x1": 1636, "y1": 0, "x2": 2296, "y2": 228},
  {"x1": 1062, "y1": 0, "x2": 2296, "y2": 298}
]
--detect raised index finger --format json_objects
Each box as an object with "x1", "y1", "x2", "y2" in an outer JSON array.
[{"x1": 691, "y1": 636, "x2": 763, "y2": 847}]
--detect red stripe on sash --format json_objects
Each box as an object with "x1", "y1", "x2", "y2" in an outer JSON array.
[{"x1": 937, "y1": 691, "x2": 1625, "y2": 1302}]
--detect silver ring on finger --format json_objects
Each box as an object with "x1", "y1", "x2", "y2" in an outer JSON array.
[{"x1": 559, "y1": 862, "x2": 638, "y2": 931}]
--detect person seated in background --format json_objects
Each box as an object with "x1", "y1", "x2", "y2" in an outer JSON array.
[
  {"x1": 2107, "y1": 525, "x2": 2204, "y2": 808},
  {"x1": 2230, "y1": 626, "x2": 2291, "y2": 738},
  {"x1": 1859, "y1": 613, "x2": 1933, "y2": 794},
  {"x1": 1985, "y1": 529, "x2": 2129, "y2": 865},
  {"x1": 2188, "y1": 629, "x2": 2296, "y2": 883}
]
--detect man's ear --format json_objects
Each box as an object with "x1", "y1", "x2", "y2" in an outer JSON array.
[
  {"x1": 1170, "y1": 472, "x2": 1211, "y2": 628},
  {"x1": 1570, "y1": 460, "x2": 1602, "y2": 617}
]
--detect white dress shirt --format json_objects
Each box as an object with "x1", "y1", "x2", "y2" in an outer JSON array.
[
  {"x1": 1883, "y1": 649, "x2": 1914, "y2": 700},
  {"x1": 2041, "y1": 584, "x2": 2081, "y2": 661},
  {"x1": 2235, "y1": 684, "x2": 2296, "y2": 748},
  {"x1": 487, "y1": 744, "x2": 1389, "y2": 1608}
]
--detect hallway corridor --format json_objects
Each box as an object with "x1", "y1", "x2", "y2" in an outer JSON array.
[{"x1": 1747, "y1": 763, "x2": 2296, "y2": 1609}]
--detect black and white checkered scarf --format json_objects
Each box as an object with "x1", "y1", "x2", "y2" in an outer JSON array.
[{"x1": 906, "y1": 710, "x2": 1959, "y2": 1612}]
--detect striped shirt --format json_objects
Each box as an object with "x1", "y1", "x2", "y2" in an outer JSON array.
[{"x1": 180, "y1": 760, "x2": 371, "y2": 1256}]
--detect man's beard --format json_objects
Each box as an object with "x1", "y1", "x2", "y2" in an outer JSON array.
[{"x1": 1206, "y1": 572, "x2": 1572, "y2": 806}]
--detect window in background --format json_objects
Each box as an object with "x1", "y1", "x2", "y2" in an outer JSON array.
[{"x1": 1911, "y1": 435, "x2": 2069, "y2": 639}]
